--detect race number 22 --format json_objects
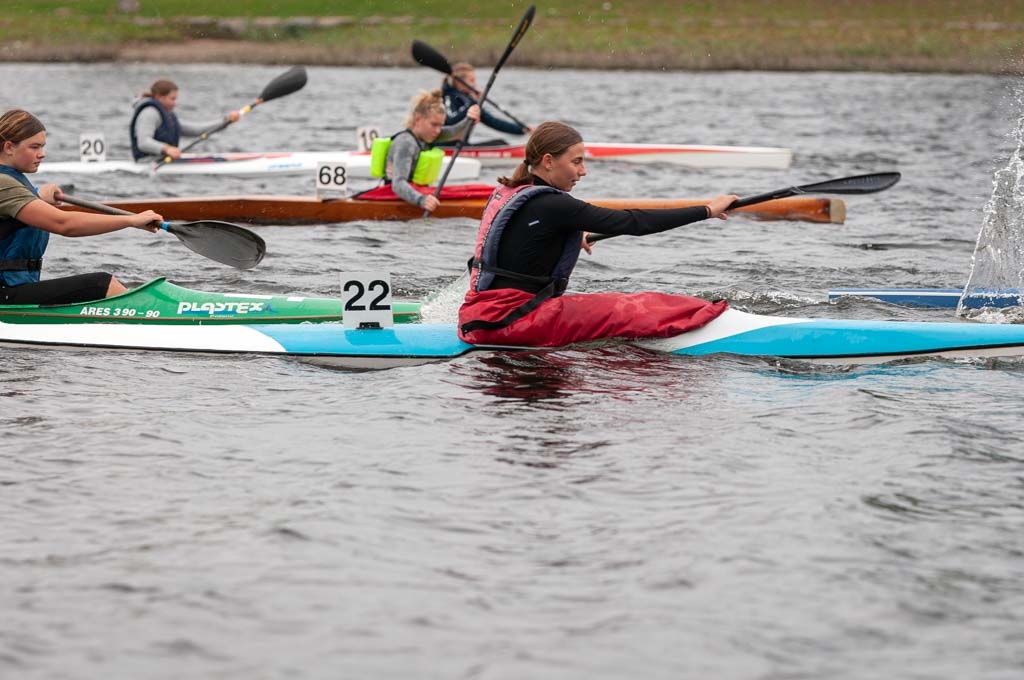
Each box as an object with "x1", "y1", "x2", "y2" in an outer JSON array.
[{"x1": 341, "y1": 272, "x2": 393, "y2": 328}]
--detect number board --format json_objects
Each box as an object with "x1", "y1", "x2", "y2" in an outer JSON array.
[
  {"x1": 356, "y1": 126, "x2": 380, "y2": 152},
  {"x1": 316, "y1": 161, "x2": 348, "y2": 198},
  {"x1": 341, "y1": 272, "x2": 394, "y2": 329},
  {"x1": 79, "y1": 132, "x2": 107, "y2": 162}
]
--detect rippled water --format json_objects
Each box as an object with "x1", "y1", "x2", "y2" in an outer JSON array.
[{"x1": 2, "y1": 63, "x2": 1024, "y2": 679}]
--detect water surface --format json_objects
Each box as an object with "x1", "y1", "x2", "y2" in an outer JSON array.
[{"x1": 2, "y1": 63, "x2": 1023, "y2": 679}]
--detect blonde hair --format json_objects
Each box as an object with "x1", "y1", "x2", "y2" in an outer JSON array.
[
  {"x1": 404, "y1": 89, "x2": 446, "y2": 129},
  {"x1": 143, "y1": 79, "x2": 177, "y2": 98},
  {"x1": 498, "y1": 121, "x2": 584, "y2": 187},
  {"x1": 0, "y1": 109, "x2": 45, "y2": 149}
]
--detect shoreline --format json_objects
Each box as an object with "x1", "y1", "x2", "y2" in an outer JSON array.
[{"x1": 2, "y1": 39, "x2": 1020, "y2": 75}]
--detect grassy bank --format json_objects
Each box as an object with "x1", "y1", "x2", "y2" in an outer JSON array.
[{"x1": 2, "y1": 1, "x2": 1023, "y2": 73}]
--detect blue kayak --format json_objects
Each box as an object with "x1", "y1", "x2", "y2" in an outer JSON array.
[
  {"x1": 4, "y1": 308, "x2": 1024, "y2": 369},
  {"x1": 829, "y1": 287, "x2": 1024, "y2": 309}
]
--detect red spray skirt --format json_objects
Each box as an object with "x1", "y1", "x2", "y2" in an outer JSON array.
[
  {"x1": 355, "y1": 184, "x2": 497, "y2": 201},
  {"x1": 458, "y1": 288, "x2": 728, "y2": 347}
]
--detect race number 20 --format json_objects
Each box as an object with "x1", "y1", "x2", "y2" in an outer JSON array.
[{"x1": 79, "y1": 132, "x2": 106, "y2": 162}]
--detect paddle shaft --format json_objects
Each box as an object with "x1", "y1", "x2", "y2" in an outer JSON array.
[
  {"x1": 425, "y1": 5, "x2": 535, "y2": 217},
  {"x1": 586, "y1": 172, "x2": 902, "y2": 244},
  {"x1": 60, "y1": 194, "x2": 170, "y2": 226},
  {"x1": 59, "y1": 194, "x2": 266, "y2": 269},
  {"x1": 447, "y1": 73, "x2": 529, "y2": 130}
]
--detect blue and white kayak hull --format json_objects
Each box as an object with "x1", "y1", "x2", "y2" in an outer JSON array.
[{"x1": 4, "y1": 308, "x2": 1024, "y2": 368}]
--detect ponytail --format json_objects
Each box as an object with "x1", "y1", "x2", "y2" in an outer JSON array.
[{"x1": 497, "y1": 161, "x2": 533, "y2": 188}]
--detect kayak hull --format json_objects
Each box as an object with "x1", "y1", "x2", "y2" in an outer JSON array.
[
  {"x1": 3, "y1": 309, "x2": 1023, "y2": 369},
  {"x1": 431, "y1": 141, "x2": 793, "y2": 169},
  {"x1": 829, "y1": 287, "x2": 1024, "y2": 309},
  {"x1": 37, "y1": 152, "x2": 481, "y2": 181},
  {"x1": 0, "y1": 278, "x2": 420, "y2": 325},
  {"x1": 61, "y1": 195, "x2": 844, "y2": 225},
  {"x1": 36, "y1": 141, "x2": 792, "y2": 178}
]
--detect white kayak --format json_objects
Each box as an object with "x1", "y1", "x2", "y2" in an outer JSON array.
[
  {"x1": 439, "y1": 141, "x2": 793, "y2": 169},
  {"x1": 36, "y1": 152, "x2": 482, "y2": 181},
  {"x1": 3, "y1": 308, "x2": 1024, "y2": 370}
]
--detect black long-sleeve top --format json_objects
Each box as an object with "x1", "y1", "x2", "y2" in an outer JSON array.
[
  {"x1": 490, "y1": 178, "x2": 711, "y2": 292},
  {"x1": 442, "y1": 82, "x2": 528, "y2": 136}
]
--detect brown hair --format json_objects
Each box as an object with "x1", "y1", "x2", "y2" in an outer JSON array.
[
  {"x1": 143, "y1": 79, "x2": 178, "y2": 98},
  {"x1": 0, "y1": 109, "x2": 46, "y2": 150},
  {"x1": 404, "y1": 89, "x2": 446, "y2": 129},
  {"x1": 498, "y1": 121, "x2": 584, "y2": 187}
]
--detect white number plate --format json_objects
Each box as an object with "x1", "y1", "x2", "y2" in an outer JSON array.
[{"x1": 341, "y1": 272, "x2": 393, "y2": 329}]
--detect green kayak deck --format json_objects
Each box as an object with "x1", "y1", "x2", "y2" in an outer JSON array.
[{"x1": 0, "y1": 278, "x2": 421, "y2": 325}]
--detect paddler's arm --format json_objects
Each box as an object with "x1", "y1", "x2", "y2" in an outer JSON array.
[
  {"x1": 178, "y1": 114, "x2": 237, "y2": 137},
  {"x1": 16, "y1": 196, "x2": 162, "y2": 237},
  {"x1": 435, "y1": 105, "x2": 481, "y2": 143},
  {"x1": 573, "y1": 194, "x2": 738, "y2": 241},
  {"x1": 536, "y1": 193, "x2": 737, "y2": 254}
]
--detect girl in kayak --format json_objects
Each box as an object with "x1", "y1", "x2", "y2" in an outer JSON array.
[
  {"x1": 366, "y1": 90, "x2": 480, "y2": 213},
  {"x1": 458, "y1": 121, "x2": 738, "y2": 347},
  {"x1": 442, "y1": 62, "x2": 532, "y2": 137},
  {"x1": 0, "y1": 109, "x2": 162, "y2": 304},
  {"x1": 129, "y1": 79, "x2": 241, "y2": 161}
]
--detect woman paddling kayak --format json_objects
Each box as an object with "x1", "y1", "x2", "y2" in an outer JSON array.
[
  {"x1": 0, "y1": 109, "x2": 162, "y2": 304},
  {"x1": 129, "y1": 79, "x2": 241, "y2": 162},
  {"x1": 458, "y1": 121, "x2": 738, "y2": 347},
  {"x1": 364, "y1": 90, "x2": 480, "y2": 213},
  {"x1": 442, "y1": 62, "x2": 532, "y2": 137}
]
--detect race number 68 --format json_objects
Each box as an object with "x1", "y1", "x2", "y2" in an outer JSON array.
[{"x1": 317, "y1": 162, "x2": 347, "y2": 189}]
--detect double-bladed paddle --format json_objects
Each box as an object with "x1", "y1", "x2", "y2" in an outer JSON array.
[
  {"x1": 153, "y1": 65, "x2": 308, "y2": 171},
  {"x1": 423, "y1": 5, "x2": 536, "y2": 217},
  {"x1": 586, "y1": 172, "x2": 902, "y2": 245},
  {"x1": 411, "y1": 40, "x2": 530, "y2": 131},
  {"x1": 60, "y1": 194, "x2": 266, "y2": 269}
]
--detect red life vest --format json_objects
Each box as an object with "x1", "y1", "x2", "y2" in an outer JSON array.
[
  {"x1": 468, "y1": 184, "x2": 581, "y2": 293},
  {"x1": 461, "y1": 183, "x2": 583, "y2": 334}
]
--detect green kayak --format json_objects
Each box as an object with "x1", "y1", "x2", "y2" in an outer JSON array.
[{"x1": 0, "y1": 278, "x2": 421, "y2": 325}]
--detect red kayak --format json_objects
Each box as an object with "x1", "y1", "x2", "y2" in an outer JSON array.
[{"x1": 349, "y1": 141, "x2": 793, "y2": 169}]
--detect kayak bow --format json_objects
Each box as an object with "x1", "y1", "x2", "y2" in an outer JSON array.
[{"x1": 0, "y1": 278, "x2": 420, "y2": 325}]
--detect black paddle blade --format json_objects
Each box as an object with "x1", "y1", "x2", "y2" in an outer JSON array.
[
  {"x1": 258, "y1": 66, "x2": 307, "y2": 103},
  {"x1": 731, "y1": 172, "x2": 902, "y2": 208},
  {"x1": 165, "y1": 221, "x2": 266, "y2": 270},
  {"x1": 411, "y1": 40, "x2": 452, "y2": 74},
  {"x1": 794, "y1": 172, "x2": 902, "y2": 195}
]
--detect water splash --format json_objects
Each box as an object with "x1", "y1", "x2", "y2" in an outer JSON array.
[
  {"x1": 959, "y1": 109, "x2": 1024, "y2": 318},
  {"x1": 419, "y1": 272, "x2": 468, "y2": 323}
]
